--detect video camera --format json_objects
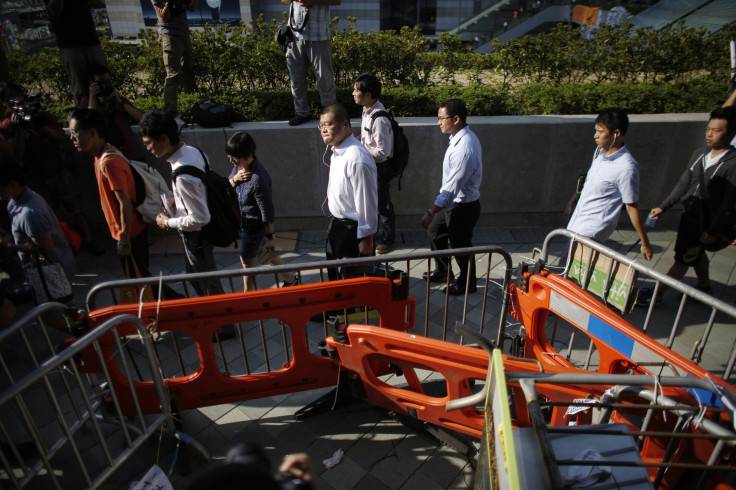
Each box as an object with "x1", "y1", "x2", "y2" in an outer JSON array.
[{"x1": 9, "y1": 94, "x2": 42, "y2": 129}]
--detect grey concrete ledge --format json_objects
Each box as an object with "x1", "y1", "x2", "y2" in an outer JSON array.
[{"x1": 74, "y1": 113, "x2": 712, "y2": 232}]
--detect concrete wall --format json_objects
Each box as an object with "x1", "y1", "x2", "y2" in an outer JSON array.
[
  {"x1": 165, "y1": 113, "x2": 707, "y2": 232},
  {"x1": 70, "y1": 113, "x2": 708, "y2": 235}
]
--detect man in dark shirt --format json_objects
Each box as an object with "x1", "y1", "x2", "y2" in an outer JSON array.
[
  {"x1": 44, "y1": 0, "x2": 108, "y2": 105},
  {"x1": 637, "y1": 107, "x2": 736, "y2": 306}
]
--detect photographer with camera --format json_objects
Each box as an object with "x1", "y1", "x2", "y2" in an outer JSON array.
[
  {"x1": 0, "y1": 83, "x2": 103, "y2": 256},
  {"x1": 186, "y1": 443, "x2": 316, "y2": 490},
  {"x1": 80, "y1": 65, "x2": 145, "y2": 161},
  {"x1": 152, "y1": 0, "x2": 198, "y2": 116}
]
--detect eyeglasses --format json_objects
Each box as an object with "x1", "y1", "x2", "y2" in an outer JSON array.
[
  {"x1": 318, "y1": 122, "x2": 337, "y2": 130},
  {"x1": 437, "y1": 116, "x2": 453, "y2": 121}
]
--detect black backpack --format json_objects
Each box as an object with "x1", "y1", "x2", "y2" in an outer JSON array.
[
  {"x1": 370, "y1": 110, "x2": 410, "y2": 190},
  {"x1": 171, "y1": 148, "x2": 239, "y2": 248},
  {"x1": 189, "y1": 99, "x2": 233, "y2": 128}
]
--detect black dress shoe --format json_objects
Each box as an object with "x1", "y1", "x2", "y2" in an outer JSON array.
[
  {"x1": 288, "y1": 114, "x2": 311, "y2": 126},
  {"x1": 422, "y1": 270, "x2": 454, "y2": 283},
  {"x1": 446, "y1": 283, "x2": 477, "y2": 296}
]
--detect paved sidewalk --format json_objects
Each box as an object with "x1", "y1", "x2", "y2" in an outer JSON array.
[{"x1": 9, "y1": 224, "x2": 736, "y2": 489}]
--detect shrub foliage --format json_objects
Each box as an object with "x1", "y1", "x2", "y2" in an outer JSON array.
[{"x1": 7, "y1": 16, "x2": 735, "y2": 122}]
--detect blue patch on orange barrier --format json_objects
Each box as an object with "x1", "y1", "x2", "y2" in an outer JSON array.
[{"x1": 587, "y1": 316, "x2": 635, "y2": 358}]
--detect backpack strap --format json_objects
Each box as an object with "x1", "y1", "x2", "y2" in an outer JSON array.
[
  {"x1": 369, "y1": 110, "x2": 391, "y2": 130},
  {"x1": 171, "y1": 164, "x2": 207, "y2": 182},
  {"x1": 99, "y1": 146, "x2": 128, "y2": 180},
  {"x1": 171, "y1": 146, "x2": 210, "y2": 182}
]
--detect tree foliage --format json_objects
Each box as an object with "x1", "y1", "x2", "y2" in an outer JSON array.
[{"x1": 6, "y1": 17, "x2": 735, "y2": 122}]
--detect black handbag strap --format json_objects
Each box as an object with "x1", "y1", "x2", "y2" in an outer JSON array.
[{"x1": 289, "y1": 1, "x2": 309, "y2": 32}]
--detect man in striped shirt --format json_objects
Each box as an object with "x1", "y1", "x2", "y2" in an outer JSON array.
[{"x1": 283, "y1": 0, "x2": 341, "y2": 126}]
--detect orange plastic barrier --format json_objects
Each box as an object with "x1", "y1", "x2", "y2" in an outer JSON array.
[
  {"x1": 80, "y1": 277, "x2": 415, "y2": 415},
  {"x1": 326, "y1": 325, "x2": 491, "y2": 438},
  {"x1": 511, "y1": 273, "x2": 734, "y2": 394},
  {"x1": 510, "y1": 272, "x2": 736, "y2": 488}
]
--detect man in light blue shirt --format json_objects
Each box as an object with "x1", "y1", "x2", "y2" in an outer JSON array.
[
  {"x1": 284, "y1": 0, "x2": 341, "y2": 126},
  {"x1": 565, "y1": 108, "x2": 652, "y2": 260},
  {"x1": 421, "y1": 98, "x2": 482, "y2": 296}
]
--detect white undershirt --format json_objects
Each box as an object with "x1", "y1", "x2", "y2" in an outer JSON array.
[{"x1": 704, "y1": 150, "x2": 725, "y2": 171}]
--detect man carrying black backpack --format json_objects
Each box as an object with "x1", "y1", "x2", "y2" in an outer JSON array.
[
  {"x1": 353, "y1": 73, "x2": 395, "y2": 255},
  {"x1": 141, "y1": 111, "x2": 235, "y2": 338}
]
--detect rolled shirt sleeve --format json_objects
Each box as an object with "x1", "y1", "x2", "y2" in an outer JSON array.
[{"x1": 434, "y1": 126, "x2": 482, "y2": 208}]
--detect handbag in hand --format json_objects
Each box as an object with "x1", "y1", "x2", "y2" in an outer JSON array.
[
  {"x1": 23, "y1": 252, "x2": 73, "y2": 304},
  {"x1": 119, "y1": 256, "x2": 155, "y2": 304}
]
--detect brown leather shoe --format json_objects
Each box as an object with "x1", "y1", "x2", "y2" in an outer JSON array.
[{"x1": 375, "y1": 241, "x2": 393, "y2": 255}]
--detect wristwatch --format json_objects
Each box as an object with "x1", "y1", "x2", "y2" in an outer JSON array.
[{"x1": 265, "y1": 233, "x2": 274, "y2": 240}]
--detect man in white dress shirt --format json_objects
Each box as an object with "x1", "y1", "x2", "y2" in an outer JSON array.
[
  {"x1": 319, "y1": 103, "x2": 378, "y2": 280},
  {"x1": 140, "y1": 110, "x2": 229, "y2": 302},
  {"x1": 353, "y1": 72, "x2": 395, "y2": 255}
]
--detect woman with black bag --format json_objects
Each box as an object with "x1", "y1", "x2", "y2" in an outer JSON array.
[{"x1": 0, "y1": 155, "x2": 75, "y2": 323}]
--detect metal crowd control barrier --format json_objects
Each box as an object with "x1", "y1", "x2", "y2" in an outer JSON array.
[
  {"x1": 450, "y1": 348, "x2": 736, "y2": 490},
  {"x1": 539, "y1": 229, "x2": 736, "y2": 381},
  {"x1": 85, "y1": 246, "x2": 514, "y2": 347},
  {"x1": 0, "y1": 303, "x2": 207, "y2": 489},
  {"x1": 77, "y1": 247, "x2": 511, "y2": 415}
]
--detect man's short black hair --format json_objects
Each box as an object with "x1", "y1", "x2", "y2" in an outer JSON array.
[
  {"x1": 354, "y1": 73, "x2": 381, "y2": 99},
  {"x1": 321, "y1": 103, "x2": 351, "y2": 126},
  {"x1": 595, "y1": 108, "x2": 629, "y2": 136},
  {"x1": 0, "y1": 154, "x2": 28, "y2": 187},
  {"x1": 710, "y1": 106, "x2": 736, "y2": 135},
  {"x1": 439, "y1": 98, "x2": 467, "y2": 124},
  {"x1": 70, "y1": 108, "x2": 107, "y2": 139},
  {"x1": 139, "y1": 110, "x2": 180, "y2": 145},
  {"x1": 226, "y1": 131, "x2": 256, "y2": 159},
  {"x1": 90, "y1": 63, "x2": 111, "y2": 79}
]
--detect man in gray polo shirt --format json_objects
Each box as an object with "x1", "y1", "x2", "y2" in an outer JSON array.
[{"x1": 152, "y1": 0, "x2": 198, "y2": 115}]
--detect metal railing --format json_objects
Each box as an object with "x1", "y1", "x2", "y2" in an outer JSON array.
[
  {"x1": 540, "y1": 229, "x2": 736, "y2": 380},
  {"x1": 0, "y1": 303, "x2": 207, "y2": 489},
  {"x1": 86, "y1": 247, "x2": 514, "y2": 348}
]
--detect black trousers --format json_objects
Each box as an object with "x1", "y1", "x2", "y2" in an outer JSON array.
[
  {"x1": 376, "y1": 161, "x2": 395, "y2": 243},
  {"x1": 120, "y1": 227, "x2": 181, "y2": 300},
  {"x1": 326, "y1": 217, "x2": 365, "y2": 281},
  {"x1": 427, "y1": 200, "x2": 481, "y2": 285}
]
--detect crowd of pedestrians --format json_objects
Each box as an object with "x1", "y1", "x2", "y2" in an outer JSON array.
[{"x1": 0, "y1": 0, "x2": 732, "y2": 335}]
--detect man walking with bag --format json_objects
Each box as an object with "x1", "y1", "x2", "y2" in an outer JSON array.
[
  {"x1": 637, "y1": 107, "x2": 736, "y2": 306},
  {"x1": 69, "y1": 109, "x2": 180, "y2": 300},
  {"x1": 353, "y1": 73, "x2": 395, "y2": 254}
]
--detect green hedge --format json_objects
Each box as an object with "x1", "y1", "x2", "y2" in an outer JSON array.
[
  {"x1": 38, "y1": 80, "x2": 731, "y2": 124},
  {"x1": 7, "y1": 16, "x2": 736, "y2": 122}
]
